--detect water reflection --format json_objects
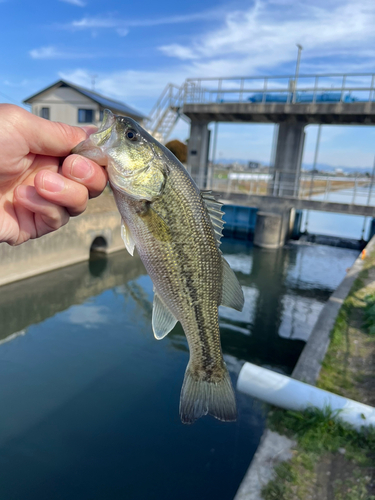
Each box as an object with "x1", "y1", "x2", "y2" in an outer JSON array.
[
  {"x1": 0, "y1": 251, "x2": 146, "y2": 343},
  {"x1": 0, "y1": 239, "x2": 358, "y2": 500}
]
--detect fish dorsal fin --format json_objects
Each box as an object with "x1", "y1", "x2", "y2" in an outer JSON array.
[
  {"x1": 152, "y1": 292, "x2": 178, "y2": 340},
  {"x1": 201, "y1": 191, "x2": 225, "y2": 247},
  {"x1": 121, "y1": 219, "x2": 135, "y2": 256},
  {"x1": 221, "y1": 257, "x2": 244, "y2": 312}
]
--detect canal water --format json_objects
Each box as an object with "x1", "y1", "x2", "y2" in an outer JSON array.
[{"x1": 0, "y1": 238, "x2": 358, "y2": 500}]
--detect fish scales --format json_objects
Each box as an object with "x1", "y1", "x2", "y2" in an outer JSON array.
[
  {"x1": 72, "y1": 110, "x2": 244, "y2": 424},
  {"x1": 117, "y1": 168, "x2": 223, "y2": 372}
]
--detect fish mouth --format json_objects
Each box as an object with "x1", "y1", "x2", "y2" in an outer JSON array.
[
  {"x1": 71, "y1": 138, "x2": 108, "y2": 166},
  {"x1": 72, "y1": 109, "x2": 154, "y2": 178},
  {"x1": 98, "y1": 109, "x2": 116, "y2": 133},
  {"x1": 71, "y1": 109, "x2": 116, "y2": 164}
]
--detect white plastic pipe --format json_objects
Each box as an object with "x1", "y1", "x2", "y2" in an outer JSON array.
[{"x1": 237, "y1": 362, "x2": 375, "y2": 430}]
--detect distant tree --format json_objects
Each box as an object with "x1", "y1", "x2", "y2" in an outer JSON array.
[{"x1": 165, "y1": 139, "x2": 187, "y2": 163}]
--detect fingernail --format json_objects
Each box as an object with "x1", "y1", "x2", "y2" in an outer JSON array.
[
  {"x1": 16, "y1": 185, "x2": 31, "y2": 198},
  {"x1": 71, "y1": 156, "x2": 93, "y2": 180},
  {"x1": 42, "y1": 172, "x2": 65, "y2": 192}
]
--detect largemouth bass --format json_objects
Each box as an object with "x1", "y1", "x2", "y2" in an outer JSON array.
[{"x1": 72, "y1": 110, "x2": 244, "y2": 424}]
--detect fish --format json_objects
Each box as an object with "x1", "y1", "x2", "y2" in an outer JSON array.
[{"x1": 72, "y1": 110, "x2": 244, "y2": 424}]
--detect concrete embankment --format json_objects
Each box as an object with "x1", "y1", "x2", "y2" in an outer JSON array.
[
  {"x1": 234, "y1": 236, "x2": 375, "y2": 500},
  {"x1": 0, "y1": 194, "x2": 124, "y2": 287}
]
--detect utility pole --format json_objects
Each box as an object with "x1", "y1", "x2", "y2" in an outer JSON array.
[
  {"x1": 91, "y1": 74, "x2": 98, "y2": 91},
  {"x1": 309, "y1": 124, "x2": 322, "y2": 198},
  {"x1": 362, "y1": 154, "x2": 375, "y2": 240},
  {"x1": 292, "y1": 44, "x2": 303, "y2": 103}
]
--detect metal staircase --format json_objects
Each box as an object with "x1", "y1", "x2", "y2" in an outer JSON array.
[{"x1": 146, "y1": 82, "x2": 193, "y2": 143}]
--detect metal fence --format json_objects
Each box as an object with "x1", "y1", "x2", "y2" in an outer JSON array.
[
  {"x1": 184, "y1": 73, "x2": 375, "y2": 105},
  {"x1": 147, "y1": 72, "x2": 375, "y2": 143},
  {"x1": 199, "y1": 167, "x2": 375, "y2": 207}
]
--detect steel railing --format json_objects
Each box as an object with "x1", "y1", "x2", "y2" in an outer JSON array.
[
  {"x1": 148, "y1": 72, "x2": 375, "y2": 143},
  {"x1": 146, "y1": 82, "x2": 195, "y2": 143},
  {"x1": 190, "y1": 166, "x2": 375, "y2": 207},
  {"x1": 183, "y1": 73, "x2": 375, "y2": 105}
]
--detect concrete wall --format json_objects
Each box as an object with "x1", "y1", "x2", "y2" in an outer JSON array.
[
  {"x1": 0, "y1": 206, "x2": 124, "y2": 287},
  {"x1": 0, "y1": 251, "x2": 146, "y2": 343},
  {"x1": 272, "y1": 123, "x2": 306, "y2": 197},
  {"x1": 183, "y1": 101, "x2": 375, "y2": 124},
  {"x1": 187, "y1": 121, "x2": 211, "y2": 187}
]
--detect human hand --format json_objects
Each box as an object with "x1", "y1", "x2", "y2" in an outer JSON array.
[{"x1": 0, "y1": 104, "x2": 108, "y2": 246}]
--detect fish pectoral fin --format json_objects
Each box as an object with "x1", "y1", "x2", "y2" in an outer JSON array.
[
  {"x1": 152, "y1": 292, "x2": 178, "y2": 340},
  {"x1": 121, "y1": 219, "x2": 136, "y2": 256},
  {"x1": 221, "y1": 257, "x2": 245, "y2": 312}
]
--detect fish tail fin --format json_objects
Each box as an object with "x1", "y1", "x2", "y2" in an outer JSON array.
[{"x1": 179, "y1": 362, "x2": 237, "y2": 424}]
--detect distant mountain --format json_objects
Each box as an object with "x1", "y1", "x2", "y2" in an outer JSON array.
[
  {"x1": 302, "y1": 163, "x2": 372, "y2": 174},
  {"x1": 215, "y1": 158, "x2": 252, "y2": 165}
]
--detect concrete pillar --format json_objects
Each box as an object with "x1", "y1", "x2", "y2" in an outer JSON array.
[
  {"x1": 187, "y1": 121, "x2": 211, "y2": 188},
  {"x1": 271, "y1": 123, "x2": 306, "y2": 197},
  {"x1": 254, "y1": 209, "x2": 294, "y2": 249}
]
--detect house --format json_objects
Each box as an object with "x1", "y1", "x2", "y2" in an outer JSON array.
[{"x1": 23, "y1": 80, "x2": 146, "y2": 126}]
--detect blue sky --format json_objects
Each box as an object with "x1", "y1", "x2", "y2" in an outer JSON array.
[{"x1": 1, "y1": 0, "x2": 375, "y2": 168}]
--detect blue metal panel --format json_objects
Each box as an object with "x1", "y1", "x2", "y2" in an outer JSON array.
[
  {"x1": 368, "y1": 218, "x2": 375, "y2": 241},
  {"x1": 222, "y1": 205, "x2": 258, "y2": 239},
  {"x1": 291, "y1": 210, "x2": 303, "y2": 239}
]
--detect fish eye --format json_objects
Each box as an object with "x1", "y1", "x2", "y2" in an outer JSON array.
[{"x1": 126, "y1": 128, "x2": 137, "y2": 141}]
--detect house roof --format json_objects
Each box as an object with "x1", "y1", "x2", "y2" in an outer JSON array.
[{"x1": 23, "y1": 80, "x2": 147, "y2": 120}]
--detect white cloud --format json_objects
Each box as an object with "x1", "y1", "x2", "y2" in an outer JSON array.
[
  {"x1": 59, "y1": 0, "x2": 86, "y2": 6},
  {"x1": 116, "y1": 28, "x2": 128, "y2": 37},
  {"x1": 157, "y1": 0, "x2": 375, "y2": 76},
  {"x1": 67, "y1": 304, "x2": 109, "y2": 328},
  {"x1": 64, "y1": 8, "x2": 222, "y2": 31},
  {"x1": 159, "y1": 44, "x2": 197, "y2": 60},
  {"x1": 57, "y1": 0, "x2": 375, "y2": 166},
  {"x1": 71, "y1": 17, "x2": 116, "y2": 28},
  {"x1": 58, "y1": 67, "x2": 187, "y2": 109},
  {"x1": 29, "y1": 46, "x2": 94, "y2": 60}
]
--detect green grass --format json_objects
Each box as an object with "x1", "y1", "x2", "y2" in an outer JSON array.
[
  {"x1": 263, "y1": 407, "x2": 375, "y2": 500},
  {"x1": 269, "y1": 406, "x2": 375, "y2": 465},
  {"x1": 262, "y1": 452, "x2": 316, "y2": 500},
  {"x1": 363, "y1": 292, "x2": 375, "y2": 335}
]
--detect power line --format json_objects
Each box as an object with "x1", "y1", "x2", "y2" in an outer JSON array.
[{"x1": 0, "y1": 89, "x2": 20, "y2": 105}]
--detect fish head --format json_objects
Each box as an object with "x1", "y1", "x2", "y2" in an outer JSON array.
[{"x1": 72, "y1": 109, "x2": 166, "y2": 201}]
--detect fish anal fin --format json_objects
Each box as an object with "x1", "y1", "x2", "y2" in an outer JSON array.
[
  {"x1": 179, "y1": 362, "x2": 237, "y2": 424},
  {"x1": 152, "y1": 292, "x2": 178, "y2": 340},
  {"x1": 221, "y1": 257, "x2": 244, "y2": 312},
  {"x1": 121, "y1": 219, "x2": 135, "y2": 256},
  {"x1": 201, "y1": 190, "x2": 225, "y2": 247}
]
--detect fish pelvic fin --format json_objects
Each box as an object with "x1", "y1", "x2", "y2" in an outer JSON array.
[
  {"x1": 121, "y1": 219, "x2": 135, "y2": 256},
  {"x1": 152, "y1": 292, "x2": 178, "y2": 340},
  {"x1": 179, "y1": 362, "x2": 237, "y2": 424},
  {"x1": 221, "y1": 257, "x2": 244, "y2": 312}
]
